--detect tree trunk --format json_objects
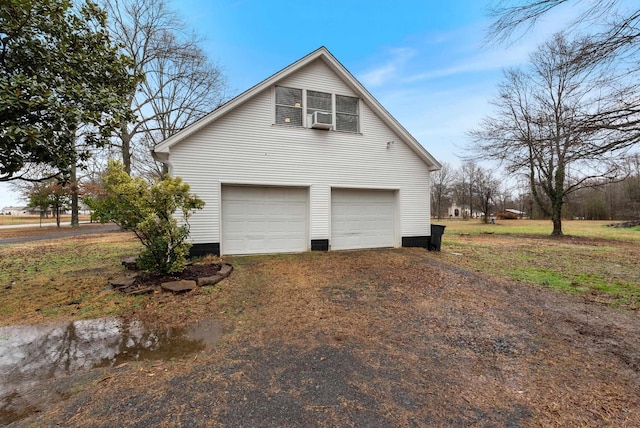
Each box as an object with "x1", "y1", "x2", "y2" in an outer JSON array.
[
  {"x1": 70, "y1": 164, "x2": 79, "y2": 227},
  {"x1": 121, "y1": 123, "x2": 132, "y2": 175},
  {"x1": 552, "y1": 215, "x2": 563, "y2": 236},
  {"x1": 468, "y1": 184, "x2": 473, "y2": 219},
  {"x1": 123, "y1": 138, "x2": 132, "y2": 175},
  {"x1": 552, "y1": 162, "x2": 566, "y2": 236},
  {"x1": 551, "y1": 196, "x2": 564, "y2": 236},
  {"x1": 56, "y1": 204, "x2": 60, "y2": 228}
]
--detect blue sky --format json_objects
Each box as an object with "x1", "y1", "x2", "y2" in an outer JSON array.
[
  {"x1": 171, "y1": 0, "x2": 578, "y2": 160},
  {"x1": 0, "y1": 0, "x2": 624, "y2": 207}
]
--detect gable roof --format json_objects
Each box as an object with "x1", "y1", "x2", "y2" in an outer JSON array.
[{"x1": 153, "y1": 47, "x2": 441, "y2": 172}]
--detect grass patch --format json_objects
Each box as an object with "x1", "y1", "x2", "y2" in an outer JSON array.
[
  {"x1": 1, "y1": 219, "x2": 638, "y2": 328},
  {"x1": 439, "y1": 219, "x2": 640, "y2": 309},
  {"x1": 512, "y1": 268, "x2": 576, "y2": 291},
  {"x1": 0, "y1": 214, "x2": 92, "y2": 226},
  {"x1": 437, "y1": 218, "x2": 640, "y2": 242},
  {"x1": 0, "y1": 232, "x2": 142, "y2": 325},
  {"x1": 2, "y1": 222, "x2": 639, "y2": 427}
]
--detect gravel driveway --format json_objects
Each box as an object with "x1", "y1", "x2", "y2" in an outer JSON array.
[{"x1": 8, "y1": 248, "x2": 640, "y2": 427}]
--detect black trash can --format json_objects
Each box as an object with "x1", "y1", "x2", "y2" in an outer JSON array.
[{"x1": 429, "y1": 224, "x2": 446, "y2": 251}]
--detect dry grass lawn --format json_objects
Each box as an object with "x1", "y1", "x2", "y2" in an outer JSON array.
[
  {"x1": 438, "y1": 219, "x2": 640, "y2": 309},
  {"x1": 1, "y1": 221, "x2": 639, "y2": 426},
  {"x1": 0, "y1": 214, "x2": 92, "y2": 226}
]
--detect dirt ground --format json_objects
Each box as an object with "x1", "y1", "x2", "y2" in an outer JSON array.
[{"x1": 8, "y1": 247, "x2": 640, "y2": 427}]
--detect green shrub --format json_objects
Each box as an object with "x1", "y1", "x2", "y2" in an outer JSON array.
[{"x1": 86, "y1": 160, "x2": 204, "y2": 274}]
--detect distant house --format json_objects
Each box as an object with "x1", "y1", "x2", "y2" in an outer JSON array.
[
  {"x1": 1, "y1": 206, "x2": 28, "y2": 215},
  {"x1": 1, "y1": 206, "x2": 55, "y2": 216},
  {"x1": 495, "y1": 209, "x2": 527, "y2": 219},
  {"x1": 447, "y1": 202, "x2": 483, "y2": 219},
  {"x1": 153, "y1": 47, "x2": 441, "y2": 256},
  {"x1": 505, "y1": 209, "x2": 526, "y2": 217}
]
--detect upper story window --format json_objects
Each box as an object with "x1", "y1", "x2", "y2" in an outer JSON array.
[
  {"x1": 275, "y1": 86, "x2": 302, "y2": 126},
  {"x1": 307, "y1": 90, "x2": 331, "y2": 117},
  {"x1": 274, "y1": 86, "x2": 360, "y2": 133},
  {"x1": 336, "y1": 95, "x2": 359, "y2": 132}
]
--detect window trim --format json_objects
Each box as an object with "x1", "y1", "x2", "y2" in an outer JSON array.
[
  {"x1": 273, "y1": 86, "x2": 361, "y2": 133},
  {"x1": 335, "y1": 94, "x2": 360, "y2": 133},
  {"x1": 274, "y1": 85, "x2": 303, "y2": 127}
]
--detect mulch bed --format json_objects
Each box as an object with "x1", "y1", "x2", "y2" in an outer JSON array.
[
  {"x1": 133, "y1": 263, "x2": 222, "y2": 287},
  {"x1": 111, "y1": 262, "x2": 229, "y2": 294}
]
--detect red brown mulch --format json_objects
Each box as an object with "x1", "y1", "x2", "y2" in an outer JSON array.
[
  {"x1": 133, "y1": 263, "x2": 222, "y2": 287},
  {"x1": 112, "y1": 263, "x2": 223, "y2": 294}
]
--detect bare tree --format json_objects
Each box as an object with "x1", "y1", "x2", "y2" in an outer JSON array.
[
  {"x1": 101, "y1": 0, "x2": 227, "y2": 176},
  {"x1": 469, "y1": 33, "x2": 636, "y2": 235},
  {"x1": 488, "y1": 0, "x2": 640, "y2": 58},
  {"x1": 475, "y1": 168, "x2": 500, "y2": 223},
  {"x1": 461, "y1": 160, "x2": 480, "y2": 218},
  {"x1": 489, "y1": 1, "x2": 640, "y2": 151},
  {"x1": 622, "y1": 153, "x2": 640, "y2": 217},
  {"x1": 431, "y1": 162, "x2": 454, "y2": 219}
]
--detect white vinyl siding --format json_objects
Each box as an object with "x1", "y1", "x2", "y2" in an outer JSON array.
[
  {"x1": 331, "y1": 189, "x2": 395, "y2": 250},
  {"x1": 221, "y1": 186, "x2": 308, "y2": 255},
  {"x1": 168, "y1": 58, "x2": 432, "y2": 248}
]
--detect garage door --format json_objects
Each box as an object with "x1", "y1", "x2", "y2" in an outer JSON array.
[
  {"x1": 331, "y1": 189, "x2": 395, "y2": 250},
  {"x1": 222, "y1": 186, "x2": 308, "y2": 255}
]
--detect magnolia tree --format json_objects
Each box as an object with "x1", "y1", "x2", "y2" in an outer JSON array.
[{"x1": 86, "y1": 160, "x2": 204, "y2": 274}]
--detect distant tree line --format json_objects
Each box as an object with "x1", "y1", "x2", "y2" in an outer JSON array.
[
  {"x1": 431, "y1": 155, "x2": 640, "y2": 222},
  {"x1": 431, "y1": 161, "x2": 503, "y2": 223}
]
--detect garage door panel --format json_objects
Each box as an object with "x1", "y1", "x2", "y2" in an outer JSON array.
[
  {"x1": 222, "y1": 186, "x2": 308, "y2": 255},
  {"x1": 288, "y1": 204, "x2": 308, "y2": 216},
  {"x1": 331, "y1": 189, "x2": 395, "y2": 251}
]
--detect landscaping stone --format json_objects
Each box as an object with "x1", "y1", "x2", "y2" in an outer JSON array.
[
  {"x1": 110, "y1": 276, "x2": 137, "y2": 289},
  {"x1": 197, "y1": 274, "x2": 224, "y2": 287},
  {"x1": 161, "y1": 280, "x2": 197, "y2": 292},
  {"x1": 218, "y1": 263, "x2": 233, "y2": 277},
  {"x1": 111, "y1": 262, "x2": 233, "y2": 293},
  {"x1": 122, "y1": 257, "x2": 139, "y2": 270},
  {"x1": 129, "y1": 287, "x2": 156, "y2": 295}
]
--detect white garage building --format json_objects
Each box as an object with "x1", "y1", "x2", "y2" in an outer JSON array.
[{"x1": 153, "y1": 47, "x2": 441, "y2": 256}]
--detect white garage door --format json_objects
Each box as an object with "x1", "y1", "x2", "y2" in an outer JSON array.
[
  {"x1": 222, "y1": 186, "x2": 308, "y2": 255},
  {"x1": 331, "y1": 189, "x2": 395, "y2": 250}
]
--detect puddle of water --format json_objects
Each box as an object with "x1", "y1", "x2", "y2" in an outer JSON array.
[{"x1": 0, "y1": 318, "x2": 222, "y2": 425}]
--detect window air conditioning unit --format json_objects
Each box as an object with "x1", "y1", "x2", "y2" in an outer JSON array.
[{"x1": 311, "y1": 111, "x2": 333, "y2": 130}]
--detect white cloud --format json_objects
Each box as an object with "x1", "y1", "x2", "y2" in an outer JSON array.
[
  {"x1": 358, "y1": 47, "x2": 417, "y2": 87},
  {"x1": 380, "y1": 2, "x2": 585, "y2": 85},
  {"x1": 403, "y1": 43, "x2": 531, "y2": 82},
  {"x1": 360, "y1": 63, "x2": 397, "y2": 87}
]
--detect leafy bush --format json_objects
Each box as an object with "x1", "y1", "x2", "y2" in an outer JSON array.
[{"x1": 86, "y1": 160, "x2": 204, "y2": 274}]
